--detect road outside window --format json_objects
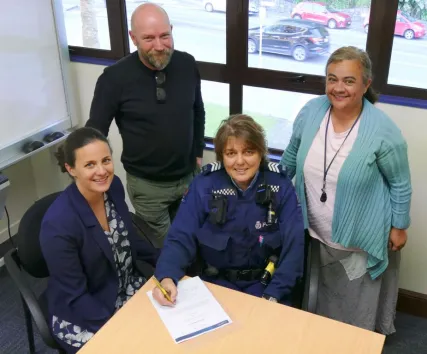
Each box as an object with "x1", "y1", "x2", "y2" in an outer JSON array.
[
  {"x1": 388, "y1": 4, "x2": 427, "y2": 89},
  {"x1": 61, "y1": 0, "x2": 110, "y2": 49},
  {"x1": 248, "y1": 1, "x2": 371, "y2": 76}
]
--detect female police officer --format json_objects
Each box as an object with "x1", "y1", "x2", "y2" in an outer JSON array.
[{"x1": 153, "y1": 114, "x2": 305, "y2": 306}]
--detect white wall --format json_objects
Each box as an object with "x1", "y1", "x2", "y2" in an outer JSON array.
[
  {"x1": 0, "y1": 158, "x2": 37, "y2": 242},
  {"x1": 0, "y1": 148, "x2": 71, "y2": 243},
  {"x1": 0, "y1": 61, "x2": 425, "y2": 294},
  {"x1": 376, "y1": 103, "x2": 427, "y2": 293}
]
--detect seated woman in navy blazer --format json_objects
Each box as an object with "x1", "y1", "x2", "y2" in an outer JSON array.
[{"x1": 40, "y1": 127, "x2": 159, "y2": 353}]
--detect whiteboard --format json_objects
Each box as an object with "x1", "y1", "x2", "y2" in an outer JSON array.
[{"x1": 0, "y1": 0, "x2": 76, "y2": 170}]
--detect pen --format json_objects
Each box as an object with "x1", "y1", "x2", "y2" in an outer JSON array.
[{"x1": 153, "y1": 276, "x2": 173, "y2": 303}]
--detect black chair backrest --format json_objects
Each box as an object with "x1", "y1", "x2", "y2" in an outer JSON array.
[
  {"x1": 16, "y1": 192, "x2": 61, "y2": 278},
  {"x1": 130, "y1": 212, "x2": 163, "y2": 249}
]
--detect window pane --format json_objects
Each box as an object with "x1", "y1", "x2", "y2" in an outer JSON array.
[
  {"x1": 248, "y1": 2, "x2": 371, "y2": 76},
  {"x1": 203, "y1": 81, "x2": 229, "y2": 138},
  {"x1": 125, "y1": 1, "x2": 226, "y2": 63},
  {"x1": 388, "y1": 7, "x2": 427, "y2": 89},
  {"x1": 243, "y1": 86, "x2": 317, "y2": 150},
  {"x1": 62, "y1": 0, "x2": 110, "y2": 49}
]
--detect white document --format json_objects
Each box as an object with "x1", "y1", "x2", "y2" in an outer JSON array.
[{"x1": 147, "y1": 276, "x2": 232, "y2": 343}]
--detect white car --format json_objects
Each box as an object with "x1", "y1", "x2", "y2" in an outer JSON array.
[{"x1": 203, "y1": 0, "x2": 259, "y2": 14}]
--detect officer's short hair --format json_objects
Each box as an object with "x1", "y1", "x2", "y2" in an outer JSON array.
[{"x1": 214, "y1": 114, "x2": 267, "y2": 163}]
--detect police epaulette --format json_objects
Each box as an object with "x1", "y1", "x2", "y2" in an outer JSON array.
[
  {"x1": 266, "y1": 162, "x2": 287, "y2": 175},
  {"x1": 202, "y1": 162, "x2": 223, "y2": 175}
]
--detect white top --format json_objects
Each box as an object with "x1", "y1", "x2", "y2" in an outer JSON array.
[{"x1": 304, "y1": 109, "x2": 361, "y2": 251}]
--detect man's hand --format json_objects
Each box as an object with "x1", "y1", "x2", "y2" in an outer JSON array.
[
  {"x1": 152, "y1": 278, "x2": 177, "y2": 307},
  {"x1": 389, "y1": 227, "x2": 407, "y2": 251}
]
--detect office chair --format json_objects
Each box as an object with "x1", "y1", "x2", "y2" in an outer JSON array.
[
  {"x1": 130, "y1": 209, "x2": 204, "y2": 277},
  {"x1": 130, "y1": 211, "x2": 163, "y2": 278},
  {"x1": 130, "y1": 212, "x2": 163, "y2": 250},
  {"x1": 5, "y1": 196, "x2": 159, "y2": 354},
  {"x1": 301, "y1": 235, "x2": 320, "y2": 313},
  {"x1": 4, "y1": 192, "x2": 64, "y2": 354}
]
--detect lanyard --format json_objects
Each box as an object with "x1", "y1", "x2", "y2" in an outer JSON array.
[{"x1": 320, "y1": 105, "x2": 363, "y2": 203}]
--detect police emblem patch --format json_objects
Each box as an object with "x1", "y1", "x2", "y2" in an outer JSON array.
[
  {"x1": 212, "y1": 188, "x2": 236, "y2": 196},
  {"x1": 255, "y1": 221, "x2": 262, "y2": 229},
  {"x1": 270, "y1": 185, "x2": 280, "y2": 193}
]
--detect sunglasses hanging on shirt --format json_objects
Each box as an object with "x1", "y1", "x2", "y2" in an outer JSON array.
[{"x1": 155, "y1": 71, "x2": 166, "y2": 104}]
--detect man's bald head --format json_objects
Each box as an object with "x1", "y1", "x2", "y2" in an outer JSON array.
[
  {"x1": 129, "y1": 3, "x2": 174, "y2": 70},
  {"x1": 130, "y1": 3, "x2": 171, "y2": 33}
]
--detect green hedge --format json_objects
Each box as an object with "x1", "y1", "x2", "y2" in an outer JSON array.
[
  {"x1": 204, "y1": 103, "x2": 279, "y2": 138},
  {"x1": 398, "y1": 0, "x2": 427, "y2": 21}
]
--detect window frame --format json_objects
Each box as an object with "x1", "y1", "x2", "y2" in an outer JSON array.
[
  {"x1": 368, "y1": 0, "x2": 427, "y2": 100},
  {"x1": 66, "y1": 0, "x2": 427, "y2": 153},
  {"x1": 68, "y1": 0, "x2": 129, "y2": 60}
]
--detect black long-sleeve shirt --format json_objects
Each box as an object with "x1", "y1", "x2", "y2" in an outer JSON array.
[{"x1": 86, "y1": 50, "x2": 205, "y2": 181}]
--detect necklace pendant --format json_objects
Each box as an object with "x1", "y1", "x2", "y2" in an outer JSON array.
[{"x1": 320, "y1": 191, "x2": 327, "y2": 203}]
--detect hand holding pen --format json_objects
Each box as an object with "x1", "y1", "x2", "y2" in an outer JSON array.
[{"x1": 152, "y1": 276, "x2": 177, "y2": 307}]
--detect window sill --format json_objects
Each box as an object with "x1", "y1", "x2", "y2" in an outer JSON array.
[
  {"x1": 70, "y1": 55, "x2": 427, "y2": 111},
  {"x1": 379, "y1": 95, "x2": 427, "y2": 110},
  {"x1": 70, "y1": 54, "x2": 117, "y2": 67}
]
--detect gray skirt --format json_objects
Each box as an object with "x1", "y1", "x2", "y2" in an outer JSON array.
[{"x1": 316, "y1": 242, "x2": 400, "y2": 335}]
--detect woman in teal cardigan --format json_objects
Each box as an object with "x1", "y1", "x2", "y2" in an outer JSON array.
[{"x1": 280, "y1": 46, "x2": 411, "y2": 334}]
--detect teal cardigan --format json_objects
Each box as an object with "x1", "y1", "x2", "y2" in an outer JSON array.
[{"x1": 280, "y1": 95, "x2": 411, "y2": 279}]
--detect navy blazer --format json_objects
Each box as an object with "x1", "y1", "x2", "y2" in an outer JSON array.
[{"x1": 40, "y1": 175, "x2": 159, "y2": 334}]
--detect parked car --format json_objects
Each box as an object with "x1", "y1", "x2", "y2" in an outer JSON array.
[
  {"x1": 291, "y1": 1, "x2": 351, "y2": 29},
  {"x1": 203, "y1": 0, "x2": 259, "y2": 15},
  {"x1": 248, "y1": 19, "x2": 330, "y2": 61},
  {"x1": 364, "y1": 10, "x2": 426, "y2": 40}
]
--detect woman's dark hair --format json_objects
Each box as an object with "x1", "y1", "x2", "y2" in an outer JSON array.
[
  {"x1": 326, "y1": 46, "x2": 379, "y2": 104},
  {"x1": 55, "y1": 127, "x2": 111, "y2": 173},
  {"x1": 214, "y1": 114, "x2": 268, "y2": 164}
]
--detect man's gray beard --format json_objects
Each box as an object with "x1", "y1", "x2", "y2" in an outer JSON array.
[{"x1": 143, "y1": 48, "x2": 174, "y2": 70}]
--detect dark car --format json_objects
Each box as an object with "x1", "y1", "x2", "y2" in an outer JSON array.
[{"x1": 248, "y1": 19, "x2": 330, "y2": 61}]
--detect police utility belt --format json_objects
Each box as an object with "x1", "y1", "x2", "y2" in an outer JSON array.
[
  {"x1": 204, "y1": 266, "x2": 264, "y2": 282},
  {"x1": 206, "y1": 181, "x2": 279, "y2": 285}
]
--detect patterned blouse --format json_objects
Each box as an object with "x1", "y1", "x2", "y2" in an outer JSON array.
[{"x1": 52, "y1": 193, "x2": 146, "y2": 350}]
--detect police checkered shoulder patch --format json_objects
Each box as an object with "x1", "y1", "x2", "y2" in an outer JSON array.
[
  {"x1": 269, "y1": 185, "x2": 280, "y2": 193},
  {"x1": 202, "y1": 161, "x2": 223, "y2": 175},
  {"x1": 212, "y1": 188, "x2": 236, "y2": 196},
  {"x1": 267, "y1": 162, "x2": 286, "y2": 176}
]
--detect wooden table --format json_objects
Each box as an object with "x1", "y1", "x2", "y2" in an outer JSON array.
[{"x1": 78, "y1": 277, "x2": 385, "y2": 354}]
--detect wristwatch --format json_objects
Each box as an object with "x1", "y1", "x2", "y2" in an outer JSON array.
[{"x1": 262, "y1": 295, "x2": 278, "y2": 303}]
